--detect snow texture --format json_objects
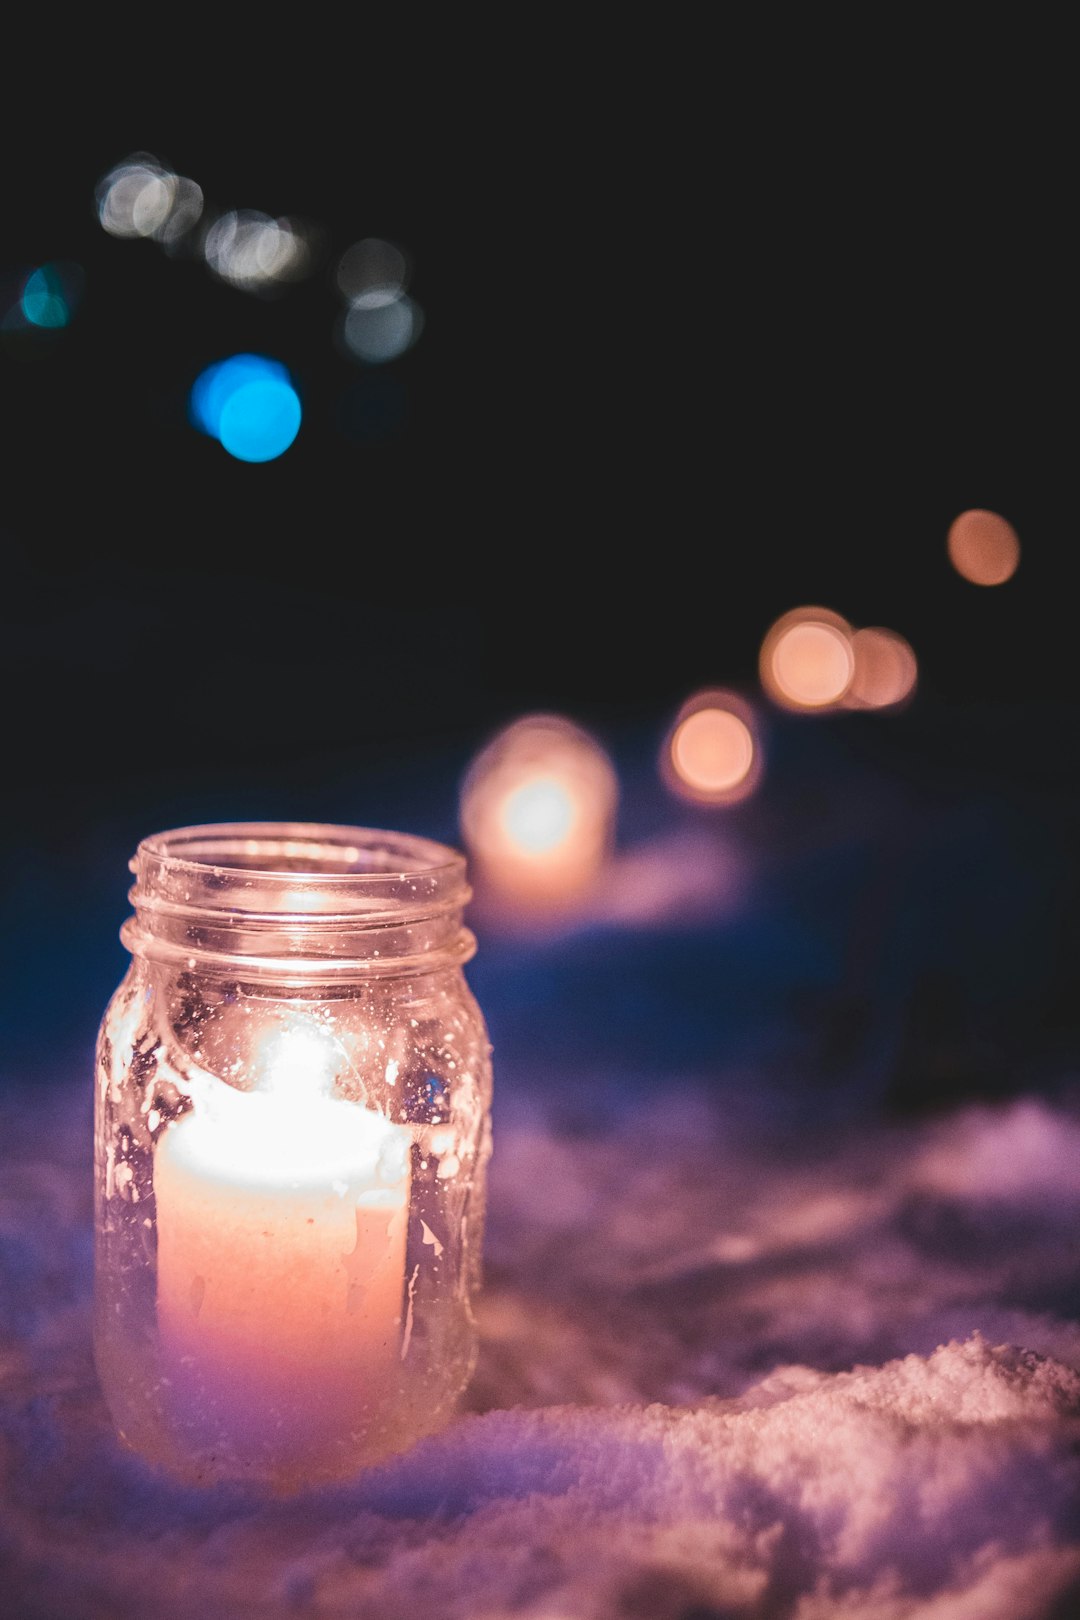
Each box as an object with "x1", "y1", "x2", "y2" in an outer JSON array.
[
  {"x1": 4, "y1": 715, "x2": 1080, "y2": 1616},
  {"x1": 3, "y1": 1079, "x2": 1080, "y2": 1619}
]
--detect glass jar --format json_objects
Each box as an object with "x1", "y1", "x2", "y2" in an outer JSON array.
[{"x1": 93, "y1": 823, "x2": 493, "y2": 1492}]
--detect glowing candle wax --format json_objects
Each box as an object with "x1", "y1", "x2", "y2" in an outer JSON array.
[{"x1": 153, "y1": 1057, "x2": 411, "y2": 1483}]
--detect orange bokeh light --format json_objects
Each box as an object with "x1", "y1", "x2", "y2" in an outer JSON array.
[
  {"x1": 947, "y1": 509, "x2": 1020, "y2": 586},
  {"x1": 845, "y1": 627, "x2": 918, "y2": 711},
  {"x1": 663, "y1": 691, "x2": 761, "y2": 805},
  {"x1": 759, "y1": 607, "x2": 855, "y2": 712},
  {"x1": 460, "y1": 715, "x2": 618, "y2": 918}
]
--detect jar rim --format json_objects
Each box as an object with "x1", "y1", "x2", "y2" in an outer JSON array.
[
  {"x1": 124, "y1": 823, "x2": 474, "y2": 977},
  {"x1": 134, "y1": 822, "x2": 466, "y2": 888}
]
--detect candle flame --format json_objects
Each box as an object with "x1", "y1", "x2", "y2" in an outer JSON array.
[
  {"x1": 500, "y1": 776, "x2": 577, "y2": 853},
  {"x1": 260, "y1": 1023, "x2": 339, "y2": 1102},
  {"x1": 162, "y1": 1078, "x2": 406, "y2": 1192}
]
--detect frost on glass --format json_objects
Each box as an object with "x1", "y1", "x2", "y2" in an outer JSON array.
[{"x1": 93, "y1": 826, "x2": 493, "y2": 1492}]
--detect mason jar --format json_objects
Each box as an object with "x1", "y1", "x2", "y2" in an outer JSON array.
[{"x1": 93, "y1": 823, "x2": 493, "y2": 1491}]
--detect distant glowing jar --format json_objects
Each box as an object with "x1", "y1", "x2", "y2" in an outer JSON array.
[
  {"x1": 460, "y1": 714, "x2": 618, "y2": 922},
  {"x1": 93, "y1": 824, "x2": 493, "y2": 1492}
]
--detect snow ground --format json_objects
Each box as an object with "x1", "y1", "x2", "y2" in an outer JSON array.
[{"x1": 3, "y1": 1077, "x2": 1079, "y2": 1619}]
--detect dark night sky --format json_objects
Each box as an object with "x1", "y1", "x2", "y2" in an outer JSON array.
[{"x1": 1, "y1": 43, "x2": 1075, "y2": 851}]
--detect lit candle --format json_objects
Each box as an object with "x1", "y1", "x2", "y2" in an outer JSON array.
[
  {"x1": 460, "y1": 713, "x2": 618, "y2": 919},
  {"x1": 153, "y1": 1031, "x2": 411, "y2": 1482}
]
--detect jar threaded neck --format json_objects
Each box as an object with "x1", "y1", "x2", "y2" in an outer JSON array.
[{"x1": 122, "y1": 823, "x2": 474, "y2": 980}]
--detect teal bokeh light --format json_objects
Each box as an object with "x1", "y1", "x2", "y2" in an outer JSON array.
[{"x1": 21, "y1": 265, "x2": 74, "y2": 328}]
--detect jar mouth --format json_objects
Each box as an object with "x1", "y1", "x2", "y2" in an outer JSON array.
[
  {"x1": 124, "y1": 822, "x2": 474, "y2": 980},
  {"x1": 136, "y1": 822, "x2": 466, "y2": 888}
]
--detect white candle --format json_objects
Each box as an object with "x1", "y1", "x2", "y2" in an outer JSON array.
[{"x1": 153, "y1": 1039, "x2": 411, "y2": 1482}]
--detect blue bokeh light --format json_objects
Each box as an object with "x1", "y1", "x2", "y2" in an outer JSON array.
[
  {"x1": 190, "y1": 354, "x2": 289, "y2": 437},
  {"x1": 218, "y1": 378, "x2": 302, "y2": 463},
  {"x1": 189, "y1": 354, "x2": 300, "y2": 462}
]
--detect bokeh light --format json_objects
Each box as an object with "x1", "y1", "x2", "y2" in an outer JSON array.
[
  {"x1": 662, "y1": 690, "x2": 762, "y2": 805},
  {"x1": 202, "y1": 211, "x2": 311, "y2": 290},
  {"x1": 97, "y1": 156, "x2": 177, "y2": 238},
  {"x1": 96, "y1": 155, "x2": 204, "y2": 248},
  {"x1": 336, "y1": 238, "x2": 410, "y2": 303},
  {"x1": 844, "y1": 627, "x2": 918, "y2": 711},
  {"x1": 460, "y1": 715, "x2": 618, "y2": 920},
  {"x1": 947, "y1": 509, "x2": 1021, "y2": 586},
  {"x1": 190, "y1": 355, "x2": 289, "y2": 437},
  {"x1": 20, "y1": 263, "x2": 83, "y2": 329},
  {"x1": 155, "y1": 177, "x2": 205, "y2": 249},
  {"x1": 340, "y1": 294, "x2": 424, "y2": 364},
  {"x1": 760, "y1": 607, "x2": 855, "y2": 712},
  {"x1": 218, "y1": 379, "x2": 302, "y2": 463},
  {"x1": 189, "y1": 355, "x2": 300, "y2": 462}
]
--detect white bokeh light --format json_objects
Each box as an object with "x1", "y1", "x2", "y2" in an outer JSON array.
[
  {"x1": 155, "y1": 176, "x2": 204, "y2": 247},
  {"x1": 202, "y1": 211, "x2": 311, "y2": 289},
  {"x1": 95, "y1": 156, "x2": 204, "y2": 247},
  {"x1": 97, "y1": 157, "x2": 178, "y2": 239},
  {"x1": 341, "y1": 294, "x2": 423, "y2": 363},
  {"x1": 336, "y1": 238, "x2": 410, "y2": 303}
]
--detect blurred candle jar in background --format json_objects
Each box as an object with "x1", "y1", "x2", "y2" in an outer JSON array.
[
  {"x1": 93, "y1": 824, "x2": 492, "y2": 1491},
  {"x1": 460, "y1": 714, "x2": 618, "y2": 925},
  {"x1": 661, "y1": 689, "x2": 762, "y2": 807}
]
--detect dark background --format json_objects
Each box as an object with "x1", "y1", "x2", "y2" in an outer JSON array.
[{"x1": 2, "y1": 45, "x2": 1077, "y2": 1101}]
